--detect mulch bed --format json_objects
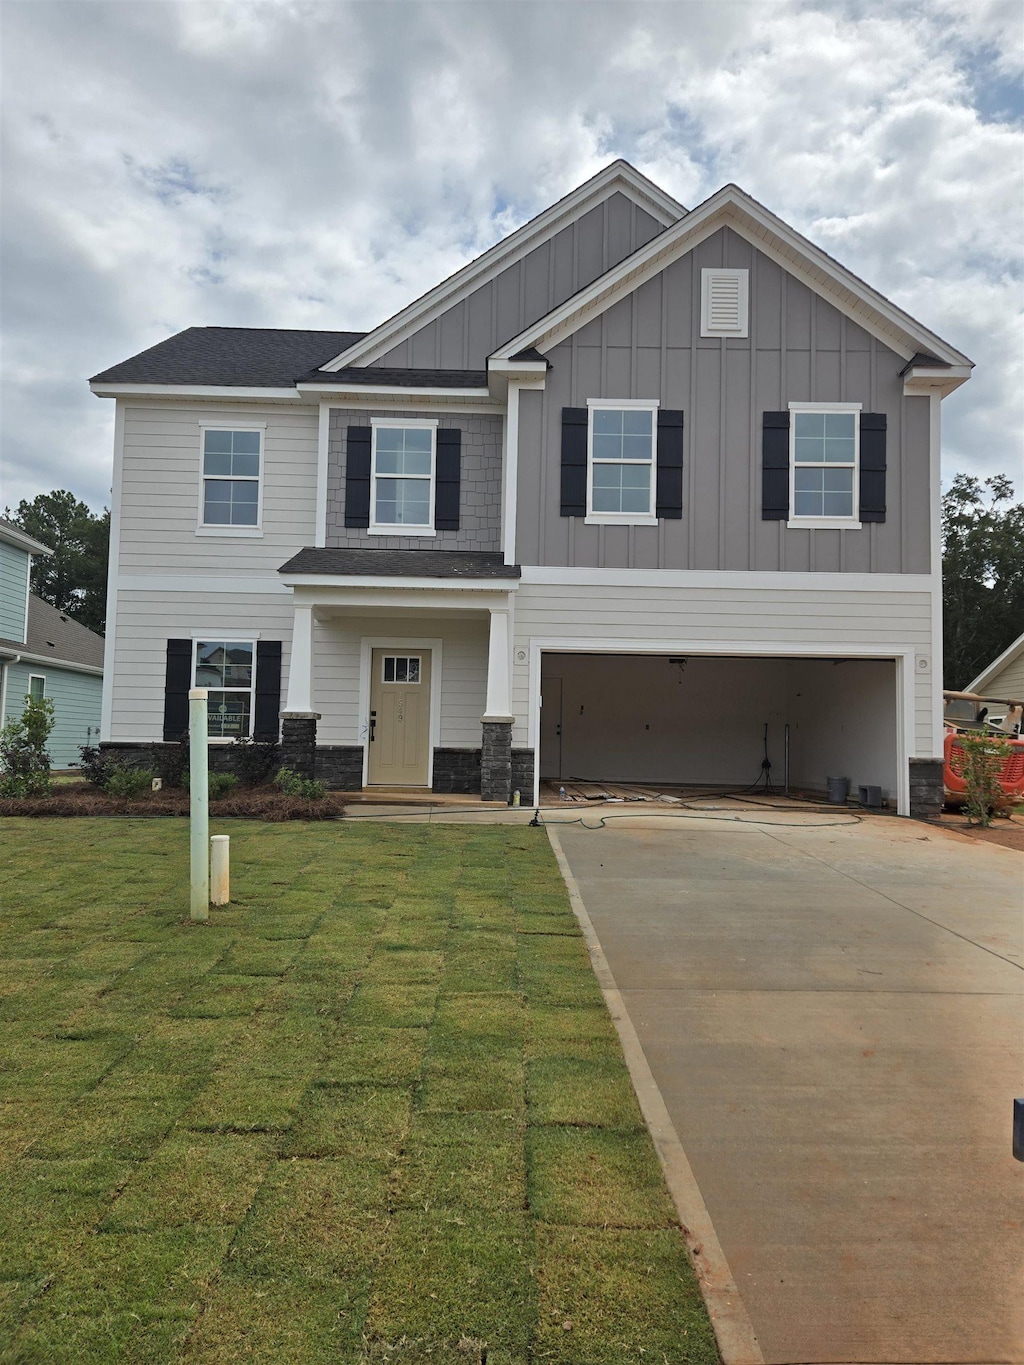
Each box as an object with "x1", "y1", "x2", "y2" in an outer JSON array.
[
  {"x1": 934, "y1": 810, "x2": 1024, "y2": 853},
  {"x1": 0, "y1": 784, "x2": 347, "y2": 821}
]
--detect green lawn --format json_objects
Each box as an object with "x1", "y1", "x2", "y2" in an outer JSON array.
[{"x1": 0, "y1": 819, "x2": 717, "y2": 1364}]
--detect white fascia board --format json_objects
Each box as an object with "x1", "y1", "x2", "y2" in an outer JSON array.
[
  {"x1": 318, "y1": 163, "x2": 686, "y2": 373},
  {"x1": 6, "y1": 650, "x2": 103, "y2": 676},
  {"x1": 295, "y1": 383, "x2": 492, "y2": 401},
  {"x1": 518, "y1": 566, "x2": 934, "y2": 593},
  {"x1": 282, "y1": 574, "x2": 519, "y2": 593},
  {"x1": 0, "y1": 524, "x2": 52, "y2": 556},
  {"x1": 492, "y1": 186, "x2": 973, "y2": 371},
  {"x1": 966, "y1": 630, "x2": 1024, "y2": 695},
  {"x1": 90, "y1": 383, "x2": 303, "y2": 401}
]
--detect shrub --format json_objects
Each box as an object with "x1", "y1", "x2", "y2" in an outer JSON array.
[
  {"x1": 230, "y1": 735, "x2": 280, "y2": 786},
  {"x1": 958, "y1": 732, "x2": 1012, "y2": 827},
  {"x1": 275, "y1": 767, "x2": 327, "y2": 800},
  {"x1": 209, "y1": 772, "x2": 238, "y2": 800},
  {"x1": 105, "y1": 765, "x2": 155, "y2": 799},
  {"x1": 154, "y1": 735, "x2": 189, "y2": 788},
  {"x1": 78, "y1": 744, "x2": 115, "y2": 791},
  {"x1": 0, "y1": 695, "x2": 55, "y2": 798}
]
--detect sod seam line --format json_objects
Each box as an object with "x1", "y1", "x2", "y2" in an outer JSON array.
[{"x1": 546, "y1": 824, "x2": 766, "y2": 1365}]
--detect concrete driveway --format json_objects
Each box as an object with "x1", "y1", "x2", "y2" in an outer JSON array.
[{"x1": 552, "y1": 812, "x2": 1024, "y2": 1365}]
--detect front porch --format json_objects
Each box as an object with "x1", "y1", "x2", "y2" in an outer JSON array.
[{"x1": 276, "y1": 549, "x2": 532, "y2": 804}]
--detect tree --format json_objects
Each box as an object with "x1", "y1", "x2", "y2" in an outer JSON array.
[
  {"x1": 5, "y1": 492, "x2": 109, "y2": 634},
  {"x1": 942, "y1": 474, "x2": 1024, "y2": 690}
]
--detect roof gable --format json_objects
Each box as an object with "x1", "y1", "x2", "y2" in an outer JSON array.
[
  {"x1": 318, "y1": 161, "x2": 686, "y2": 372},
  {"x1": 491, "y1": 184, "x2": 973, "y2": 374},
  {"x1": 966, "y1": 631, "x2": 1024, "y2": 696}
]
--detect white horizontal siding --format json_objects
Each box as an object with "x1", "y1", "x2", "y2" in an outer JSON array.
[
  {"x1": 2, "y1": 662, "x2": 102, "y2": 768},
  {"x1": 314, "y1": 614, "x2": 488, "y2": 746},
  {"x1": 511, "y1": 582, "x2": 937, "y2": 755},
  {"x1": 110, "y1": 591, "x2": 295, "y2": 742},
  {"x1": 118, "y1": 402, "x2": 319, "y2": 576}
]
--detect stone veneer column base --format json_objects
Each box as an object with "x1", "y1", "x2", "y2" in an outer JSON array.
[
  {"x1": 511, "y1": 749, "x2": 535, "y2": 804},
  {"x1": 280, "y1": 713, "x2": 320, "y2": 781},
  {"x1": 480, "y1": 720, "x2": 513, "y2": 803},
  {"x1": 314, "y1": 746, "x2": 363, "y2": 791},
  {"x1": 909, "y1": 757, "x2": 944, "y2": 819}
]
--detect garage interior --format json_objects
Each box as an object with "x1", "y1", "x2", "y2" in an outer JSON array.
[{"x1": 539, "y1": 653, "x2": 898, "y2": 803}]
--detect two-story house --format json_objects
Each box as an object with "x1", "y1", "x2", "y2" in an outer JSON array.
[
  {"x1": 90, "y1": 161, "x2": 971, "y2": 816},
  {"x1": 0, "y1": 519, "x2": 105, "y2": 767}
]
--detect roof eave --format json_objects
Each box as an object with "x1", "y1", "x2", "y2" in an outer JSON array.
[
  {"x1": 966, "y1": 632, "x2": 1024, "y2": 694},
  {"x1": 90, "y1": 382, "x2": 304, "y2": 401},
  {"x1": 0, "y1": 523, "x2": 53, "y2": 556}
]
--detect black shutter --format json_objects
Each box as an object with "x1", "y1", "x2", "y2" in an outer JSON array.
[
  {"x1": 344, "y1": 426, "x2": 372, "y2": 527},
  {"x1": 435, "y1": 428, "x2": 461, "y2": 530},
  {"x1": 253, "y1": 640, "x2": 282, "y2": 740},
  {"x1": 560, "y1": 407, "x2": 588, "y2": 517},
  {"x1": 656, "y1": 410, "x2": 684, "y2": 519},
  {"x1": 162, "y1": 639, "x2": 191, "y2": 741},
  {"x1": 859, "y1": 413, "x2": 887, "y2": 523},
  {"x1": 762, "y1": 411, "x2": 790, "y2": 520}
]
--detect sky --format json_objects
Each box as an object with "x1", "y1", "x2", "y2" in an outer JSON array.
[{"x1": 1, "y1": 0, "x2": 1022, "y2": 515}]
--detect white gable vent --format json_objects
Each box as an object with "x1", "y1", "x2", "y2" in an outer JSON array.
[{"x1": 701, "y1": 268, "x2": 749, "y2": 337}]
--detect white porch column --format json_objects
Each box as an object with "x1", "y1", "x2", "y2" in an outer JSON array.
[
  {"x1": 483, "y1": 607, "x2": 513, "y2": 721},
  {"x1": 283, "y1": 604, "x2": 314, "y2": 714}
]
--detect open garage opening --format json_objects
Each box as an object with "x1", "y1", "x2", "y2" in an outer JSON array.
[{"x1": 538, "y1": 652, "x2": 899, "y2": 805}]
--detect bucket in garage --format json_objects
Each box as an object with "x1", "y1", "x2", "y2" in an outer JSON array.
[
  {"x1": 826, "y1": 776, "x2": 849, "y2": 804},
  {"x1": 858, "y1": 784, "x2": 883, "y2": 808}
]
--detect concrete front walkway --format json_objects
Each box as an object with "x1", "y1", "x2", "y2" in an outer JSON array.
[{"x1": 554, "y1": 813, "x2": 1024, "y2": 1365}]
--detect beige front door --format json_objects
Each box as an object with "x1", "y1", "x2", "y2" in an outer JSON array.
[{"x1": 367, "y1": 649, "x2": 432, "y2": 786}]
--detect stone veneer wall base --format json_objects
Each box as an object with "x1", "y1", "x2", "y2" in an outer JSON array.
[{"x1": 909, "y1": 757, "x2": 944, "y2": 819}]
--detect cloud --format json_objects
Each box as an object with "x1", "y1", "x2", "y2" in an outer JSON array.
[{"x1": 1, "y1": 0, "x2": 1021, "y2": 514}]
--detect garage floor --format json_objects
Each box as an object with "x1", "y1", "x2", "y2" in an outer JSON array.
[{"x1": 554, "y1": 814, "x2": 1024, "y2": 1364}]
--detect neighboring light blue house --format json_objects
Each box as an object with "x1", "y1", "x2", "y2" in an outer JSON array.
[{"x1": 0, "y1": 519, "x2": 105, "y2": 770}]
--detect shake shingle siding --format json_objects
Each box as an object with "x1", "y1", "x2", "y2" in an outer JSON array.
[{"x1": 326, "y1": 409, "x2": 503, "y2": 553}]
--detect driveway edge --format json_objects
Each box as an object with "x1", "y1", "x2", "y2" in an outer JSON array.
[{"x1": 547, "y1": 825, "x2": 765, "y2": 1365}]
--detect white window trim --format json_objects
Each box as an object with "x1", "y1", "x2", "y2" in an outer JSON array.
[
  {"x1": 192, "y1": 637, "x2": 257, "y2": 743},
  {"x1": 28, "y1": 674, "x2": 46, "y2": 700},
  {"x1": 787, "y1": 401, "x2": 862, "y2": 531},
  {"x1": 701, "y1": 268, "x2": 749, "y2": 338},
  {"x1": 369, "y1": 417, "x2": 438, "y2": 537},
  {"x1": 585, "y1": 398, "x2": 660, "y2": 527},
  {"x1": 381, "y1": 653, "x2": 423, "y2": 684},
  {"x1": 196, "y1": 423, "x2": 266, "y2": 537}
]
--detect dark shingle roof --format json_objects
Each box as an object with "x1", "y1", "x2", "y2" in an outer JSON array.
[
  {"x1": 0, "y1": 596, "x2": 105, "y2": 669},
  {"x1": 278, "y1": 549, "x2": 519, "y2": 579},
  {"x1": 90, "y1": 327, "x2": 367, "y2": 387},
  {"x1": 296, "y1": 367, "x2": 489, "y2": 389}
]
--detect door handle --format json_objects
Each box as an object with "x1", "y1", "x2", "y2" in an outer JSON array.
[
  {"x1": 369, "y1": 710, "x2": 376, "y2": 742},
  {"x1": 555, "y1": 723, "x2": 562, "y2": 737}
]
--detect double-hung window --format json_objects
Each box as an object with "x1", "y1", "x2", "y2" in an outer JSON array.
[
  {"x1": 199, "y1": 427, "x2": 263, "y2": 532},
  {"x1": 194, "y1": 640, "x2": 255, "y2": 739},
  {"x1": 370, "y1": 420, "x2": 436, "y2": 534},
  {"x1": 586, "y1": 400, "x2": 658, "y2": 525},
  {"x1": 789, "y1": 403, "x2": 861, "y2": 529}
]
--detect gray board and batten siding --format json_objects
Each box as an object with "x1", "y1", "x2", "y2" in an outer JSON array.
[
  {"x1": 516, "y1": 226, "x2": 932, "y2": 575},
  {"x1": 374, "y1": 192, "x2": 666, "y2": 371},
  {"x1": 326, "y1": 410, "x2": 504, "y2": 553}
]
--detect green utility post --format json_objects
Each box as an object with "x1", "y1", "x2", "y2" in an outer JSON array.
[{"x1": 189, "y1": 687, "x2": 209, "y2": 922}]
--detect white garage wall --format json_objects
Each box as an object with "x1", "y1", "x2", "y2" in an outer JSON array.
[
  {"x1": 542, "y1": 654, "x2": 789, "y2": 786},
  {"x1": 785, "y1": 658, "x2": 898, "y2": 801}
]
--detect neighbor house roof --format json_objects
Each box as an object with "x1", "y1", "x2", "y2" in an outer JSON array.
[
  {"x1": 0, "y1": 596, "x2": 105, "y2": 671},
  {"x1": 278, "y1": 548, "x2": 520, "y2": 579},
  {"x1": 966, "y1": 631, "x2": 1024, "y2": 697},
  {"x1": 90, "y1": 327, "x2": 367, "y2": 387},
  {"x1": 0, "y1": 518, "x2": 52, "y2": 556}
]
